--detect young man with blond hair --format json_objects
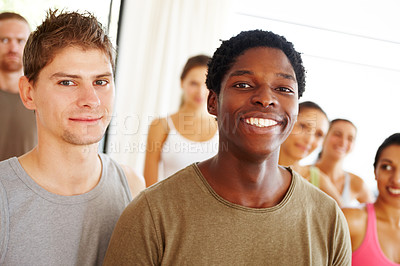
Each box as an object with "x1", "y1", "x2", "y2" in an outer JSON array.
[{"x1": 0, "y1": 10, "x2": 144, "y2": 265}]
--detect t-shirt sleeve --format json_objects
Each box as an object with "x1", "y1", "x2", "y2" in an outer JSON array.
[
  {"x1": 103, "y1": 191, "x2": 161, "y2": 265},
  {"x1": 332, "y1": 205, "x2": 352, "y2": 266}
]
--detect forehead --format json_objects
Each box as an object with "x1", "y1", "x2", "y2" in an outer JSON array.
[
  {"x1": 297, "y1": 108, "x2": 329, "y2": 131},
  {"x1": 230, "y1": 47, "x2": 295, "y2": 74},
  {"x1": 379, "y1": 145, "x2": 400, "y2": 162},
  {"x1": 299, "y1": 108, "x2": 324, "y2": 119},
  {"x1": 39, "y1": 46, "x2": 113, "y2": 77},
  {"x1": 0, "y1": 19, "x2": 30, "y2": 36},
  {"x1": 184, "y1": 66, "x2": 207, "y2": 79},
  {"x1": 299, "y1": 108, "x2": 328, "y2": 123},
  {"x1": 330, "y1": 121, "x2": 356, "y2": 135}
]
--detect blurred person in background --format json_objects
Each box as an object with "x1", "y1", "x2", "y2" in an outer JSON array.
[
  {"x1": 279, "y1": 101, "x2": 343, "y2": 205},
  {"x1": 144, "y1": 55, "x2": 218, "y2": 187},
  {"x1": 316, "y1": 119, "x2": 374, "y2": 207},
  {"x1": 0, "y1": 12, "x2": 37, "y2": 161}
]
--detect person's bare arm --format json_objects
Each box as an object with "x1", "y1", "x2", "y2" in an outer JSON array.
[
  {"x1": 143, "y1": 118, "x2": 168, "y2": 187},
  {"x1": 342, "y1": 206, "x2": 368, "y2": 251},
  {"x1": 300, "y1": 165, "x2": 343, "y2": 207},
  {"x1": 319, "y1": 172, "x2": 344, "y2": 207},
  {"x1": 121, "y1": 164, "x2": 145, "y2": 198},
  {"x1": 351, "y1": 173, "x2": 375, "y2": 203}
]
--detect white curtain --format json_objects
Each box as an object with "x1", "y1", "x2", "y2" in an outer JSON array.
[{"x1": 107, "y1": 0, "x2": 233, "y2": 174}]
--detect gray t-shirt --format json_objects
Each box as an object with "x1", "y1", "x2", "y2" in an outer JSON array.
[
  {"x1": 0, "y1": 153, "x2": 132, "y2": 265},
  {"x1": 0, "y1": 90, "x2": 37, "y2": 161}
]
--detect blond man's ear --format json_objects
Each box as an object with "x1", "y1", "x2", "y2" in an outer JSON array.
[{"x1": 19, "y1": 76, "x2": 36, "y2": 110}]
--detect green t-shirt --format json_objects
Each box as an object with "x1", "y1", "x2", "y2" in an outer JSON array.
[{"x1": 104, "y1": 164, "x2": 351, "y2": 265}]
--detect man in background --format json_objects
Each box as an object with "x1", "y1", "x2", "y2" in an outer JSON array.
[{"x1": 0, "y1": 12, "x2": 37, "y2": 161}]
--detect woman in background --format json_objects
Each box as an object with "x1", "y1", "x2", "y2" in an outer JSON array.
[
  {"x1": 279, "y1": 101, "x2": 342, "y2": 205},
  {"x1": 343, "y1": 133, "x2": 400, "y2": 265},
  {"x1": 144, "y1": 55, "x2": 218, "y2": 187},
  {"x1": 315, "y1": 119, "x2": 374, "y2": 207}
]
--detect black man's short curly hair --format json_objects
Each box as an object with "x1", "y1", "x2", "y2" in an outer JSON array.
[{"x1": 206, "y1": 29, "x2": 306, "y2": 98}]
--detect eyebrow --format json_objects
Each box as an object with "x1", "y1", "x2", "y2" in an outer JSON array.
[
  {"x1": 276, "y1": 72, "x2": 296, "y2": 81},
  {"x1": 50, "y1": 72, "x2": 113, "y2": 79},
  {"x1": 380, "y1": 158, "x2": 393, "y2": 164},
  {"x1": 229, "y1": 70, "x2": 254, "y2": 77},
  {"x1": 228, "y1": 70, "x2": 296, "y2": 81}
]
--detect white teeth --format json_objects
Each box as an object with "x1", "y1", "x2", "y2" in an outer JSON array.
[
  {"x1": 245, "y1": 117, "x2": 278, "y2": 128},
  {"x1": 388, "y1": 187, "x2": 400, "y2": 195}
]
